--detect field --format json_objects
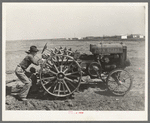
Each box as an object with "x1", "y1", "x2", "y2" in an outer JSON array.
[{"x1": 5, "y1": 40, "x2": 146, "y2": 110}]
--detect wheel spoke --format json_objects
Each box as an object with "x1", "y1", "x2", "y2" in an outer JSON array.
[
  {"x1": 63, "y1": 57, "x2": 69, "y2": 66},
  {"x1": 48, "y1": 69, "x2": 57, "y2": 75},
  {"x1": 66, "y1": 80, "x2": 76, "y2": 89},
  {"x1": 63, "y1": 62, "x2": 74, "y2": 73},
  {"x1": 108, "y1": 79, "x2": 116, "y2": 83},
  {"x1": 113, "y1": 85, "x2": 120, "y2": 91},
  {"x1": 62, "y1": 82, "x2": 66, "y2": 94},
  {"x1": 47, "y1": 86, "x2": 52, "y2": 91},
  {"x1": 116, "y1": 72, "x2": 120, "y2": 78},
  {"x1": 56, "y1": 56, "x2": 60, "y2": 67},
  {"x1": 46, "y1": 60, "x2": 53, "y2": 67},
  {"x1": 60, "y1": 65, "x2": 63, "y2": 72},
  {"x1": 61, "y1": 56, "x2": 65, "y2": 65},
  {"x1": 53, "y1": 82, "x2": 58, "y2": 93},
  {"x1": 63, "y1": 67, "x2": 69, "y2": 73},
  {"x1": 63, "y1": 80, "x2": 71, "y2": 93},
  {"x1": 120, "y1": 84, "x2": 129, "y2": 89},
  {"x1": 122, "y1": 72, "x2": 128, "y2": 78},
  {"x1": 46, "y1": 83, "x2": 56, "y2": 91},
  {"x1": 58, "y1": 82, "x2": 61, "y2": 95},
  {"x1": 119, "y1": 72, "x2": 129, "y2": 80},
  {"x1": 42, "y1": 76, "x2": 56, "y2": 85},
  {"x1": 114, "y1": 76, "x2": 120, "y2": 82},
  {"x1": 41, "y1": 76, "x2": 56, "y2": 81},
  {"x1": 53, "y1": 64, "x2": 59, "y2": 73},
  {"x1": 64, "y1": 77, "x2": 74, "y2": 83},
  {"x1": 45, "y1": 79, "x2": 57, "y2": 89}
]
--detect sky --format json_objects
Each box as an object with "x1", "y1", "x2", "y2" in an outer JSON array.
[{"x1": 3, "y1": 3, "x2": 146, "y2": 40}]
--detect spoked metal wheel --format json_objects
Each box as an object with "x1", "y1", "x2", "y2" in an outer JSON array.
[
  {"x1": 39, "y1": 54, "x2": 82, "y2": 97},
  {"x1": 106, "y1": 68, "x2": 132, "y2": 96}
]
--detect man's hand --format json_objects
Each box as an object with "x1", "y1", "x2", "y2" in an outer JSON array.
[
  {"x1": 37, "y1": 58, "x2": 44, "y2": 65},
  {"x1": 42, "y1": 54, "x2": 50, "y2": 59}
]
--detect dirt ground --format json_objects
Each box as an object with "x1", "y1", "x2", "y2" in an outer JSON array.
[{"x1": 5, "y1": 40, "x2": 146, "y2": 110}]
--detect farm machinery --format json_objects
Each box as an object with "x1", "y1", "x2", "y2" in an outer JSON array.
[{"x1": 36, "y1": 42, "x2": 132, "y2": 97}]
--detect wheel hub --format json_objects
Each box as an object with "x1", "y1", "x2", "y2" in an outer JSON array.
[
  {"x1": 57, "y1": 72, "x2": 65, "y2": 79},
  {"x1": 118, "y1": 80, "x2": 123, "y2": 85}
]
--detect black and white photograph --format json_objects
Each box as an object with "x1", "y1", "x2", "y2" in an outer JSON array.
[{"x1": 2, "y1": 2, "x2": 148, "y2": 121}]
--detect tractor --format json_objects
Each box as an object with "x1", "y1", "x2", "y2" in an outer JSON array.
[{"x1": 37, "y1": 42, "x2": 132, "y2": 97}]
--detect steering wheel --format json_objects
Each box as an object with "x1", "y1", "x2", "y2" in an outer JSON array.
[{"x1": 41, "y1": 43, "x2": 47, "y2": 54}]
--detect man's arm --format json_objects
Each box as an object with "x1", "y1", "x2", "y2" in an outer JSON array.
[{"x1": 29, "y1": 55, "x2": 40, "y2": 65}]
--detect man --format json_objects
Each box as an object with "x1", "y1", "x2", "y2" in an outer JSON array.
[{"x1": 15, "y1": 46, "x2": 42, "y2": 101}]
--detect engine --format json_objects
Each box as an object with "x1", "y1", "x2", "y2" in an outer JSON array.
[
  {"x1": 74, "y1": 43, "x2": 130, "y2": 78},
  {"x1": 78, "y1": 53, "x2": 121, "y2": 77},
  {"x1": 100, "y1": 54, "x2": 120, "y2": 71}
]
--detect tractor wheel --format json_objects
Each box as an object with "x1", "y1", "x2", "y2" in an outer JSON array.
[
  {"x1": 39, "y1": 54, "x2": 82, "y2": 97},
  {"x1": 106, "y1": 68, "x2": 133, "y2": 96}
]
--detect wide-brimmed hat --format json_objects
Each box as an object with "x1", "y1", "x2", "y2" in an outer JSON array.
[{"x1": 25, "y1": 46, "x2": 39, "y2": 54}]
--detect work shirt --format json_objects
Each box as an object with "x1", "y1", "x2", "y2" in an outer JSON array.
[{"x1": 19, "y1": 54, "x2": 39, "y2": 70}]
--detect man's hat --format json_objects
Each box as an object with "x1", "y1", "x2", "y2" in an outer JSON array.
[{"x1": 26, "y1": 46, "x2": 39, "y2": 53}]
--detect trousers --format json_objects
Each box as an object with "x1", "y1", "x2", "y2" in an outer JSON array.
[{"x1": 15, "y1": 65, "x2": 32, "y2": 98}]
